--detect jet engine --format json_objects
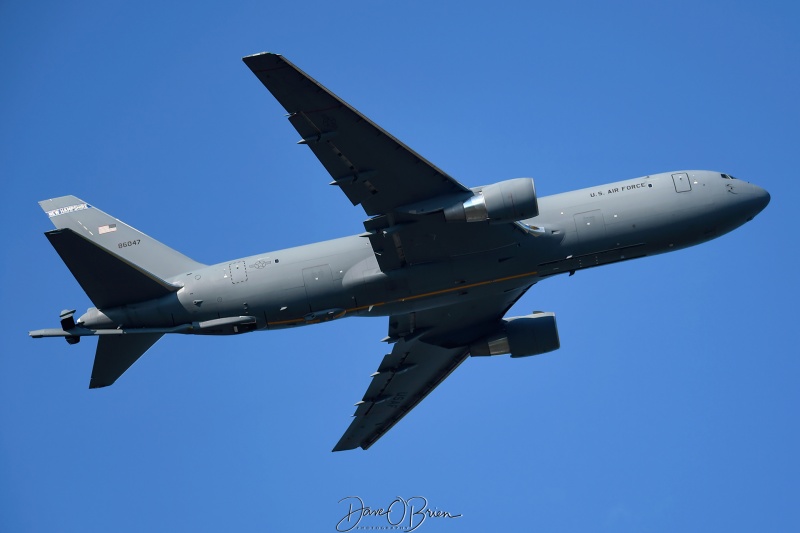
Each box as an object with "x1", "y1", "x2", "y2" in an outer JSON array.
[
  {"x1": 470, "y1": 312, "x2": 559, "y2": 358},
  {"x1": 444, "y1": 178, "x2": 538, "y2": 223}
]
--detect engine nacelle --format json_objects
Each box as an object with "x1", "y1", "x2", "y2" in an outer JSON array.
[
  {"x1": 444, "y1": 177, "x2": 538, "y2": 223},
  {"x1": 470, "y1": 312, "x2": 559, "y2": 358}
]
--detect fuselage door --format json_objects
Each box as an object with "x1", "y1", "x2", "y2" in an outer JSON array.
[
  {"x1": 574, "y1": 209, "x2": 606, "y2": 244},
  {"x1": 229, "y1": 261, "x2": 248, "y2": 284},
  {"x1": 672, "y1": 172, "x2": 692, "y2": 193}
]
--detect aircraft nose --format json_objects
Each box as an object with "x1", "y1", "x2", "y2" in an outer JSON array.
[
  {"x1": 745, "y1": 183, "x2": 770, "y2": 220},
  {"x1": 755, "y1": 185, "x2": 770, "y2": 211}
]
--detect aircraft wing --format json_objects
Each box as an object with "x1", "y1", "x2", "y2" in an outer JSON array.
[
  {"x1": 333, "y1": 287, "x2": 530, "y2": 451},
  {"x1": 244, "y1": 53, "x2": 528, "y2": 271},
  {"x1": 242, "y1": 52, "x2": 472, "y2": 217}
]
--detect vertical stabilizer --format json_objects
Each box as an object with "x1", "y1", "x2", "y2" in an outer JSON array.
[{"x1": 39, "y1": 196, "x2": 204, "y2": 280}]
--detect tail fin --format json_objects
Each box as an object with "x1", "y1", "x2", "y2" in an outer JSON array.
[
  {"x1": 90, "y1": 333, "x2": 163, "y2": 388},
  {"x1": 40, "y1": 196, "x2": 206, "y2": 308},
  {"x1": 40, "y1": 195, "x2": 204, "y2": 280},
  {"x1": 38, "y1": 196, "x2": 192, "y2": 388}
]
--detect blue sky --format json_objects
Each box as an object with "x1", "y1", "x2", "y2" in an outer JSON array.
[{"x1": 2, "y1": 1, "x2": 798, "y2": 531}]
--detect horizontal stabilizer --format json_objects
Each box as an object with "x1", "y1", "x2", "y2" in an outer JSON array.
[
  {"x1": 90, "y1": 333, "x2": 163, "y2": 388},
  {"x1": 45, "y1": 228, "x2": 179, "y2": 309}
]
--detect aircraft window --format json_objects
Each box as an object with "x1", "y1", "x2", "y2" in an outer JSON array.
[{"x1": 721, "y1": 174, "x2": 731, "y2": 179}]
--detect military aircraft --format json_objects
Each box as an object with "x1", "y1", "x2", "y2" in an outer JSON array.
[{"x1": 30, "y1": 53, "x2": 770, "y2": 451}]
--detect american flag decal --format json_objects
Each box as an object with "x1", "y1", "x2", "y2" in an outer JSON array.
[{"x1": 99, "y1": 224, "x2": 117, "y2": 234}]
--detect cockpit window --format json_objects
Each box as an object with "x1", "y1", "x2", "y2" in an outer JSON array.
[{"x1": 721, "y1": 173, "x2": 738, "y2": 180}]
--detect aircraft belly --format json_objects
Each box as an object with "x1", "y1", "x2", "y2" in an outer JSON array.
[
  {"x1": 344, "y1": 257, "x2": 539, "y2": 318},
  {"x1": 262, "y1": 286, "x2": 312, "y2": 326},
  {"x1": 101, "y1": 293, "x2": 188, "y2": 329}
]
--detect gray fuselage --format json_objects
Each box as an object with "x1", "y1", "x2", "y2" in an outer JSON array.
[{"x1": 79, "y1": 170, "x2": 769, "y2": 332}]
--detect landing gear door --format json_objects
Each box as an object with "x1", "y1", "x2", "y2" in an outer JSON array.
[{"x1": 672, "y1": 172, "x2": 692, "y2": 193}]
